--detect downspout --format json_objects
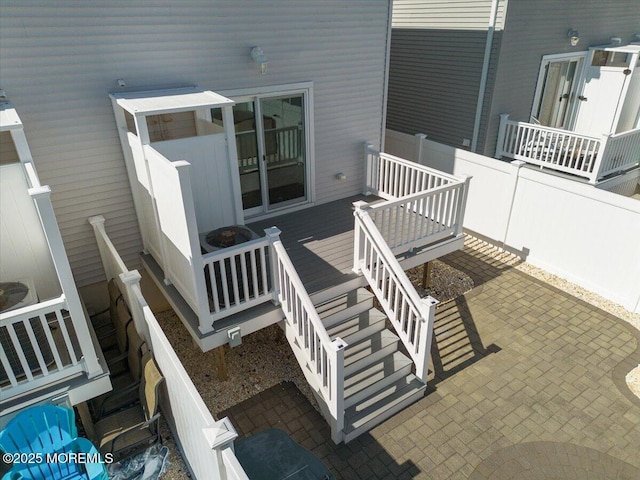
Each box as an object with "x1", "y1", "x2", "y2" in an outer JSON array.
[
  {"x1": 379, "y1": 0, "x2": 394, "y2": 152},
  {"x1": 471, "y1": 0, "x2": 501, "y2": 153}
]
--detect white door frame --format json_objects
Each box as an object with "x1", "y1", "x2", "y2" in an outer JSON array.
[
  {"x1": 531, "y1": 51, "x2": 588, "y2": 130},
  {"x1": 218, "y1": 82, "x2": 315, "y2": 220}
]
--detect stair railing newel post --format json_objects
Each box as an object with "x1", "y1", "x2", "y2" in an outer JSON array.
[
  {"x1": 590, "y1": 133, "x2": 610, "y2": 183},
  {"x1": 363, "y1": 143, "x2": 377, "y2": 195},
  {"x1": 455, "y1": 175, "x2": 472, "y2": 236},
  {"x1": 329, "y1": 337, "x2": 347, "y2": 444},
  {"x1": 416, "y1": 296, "x2": 438, "y2": 382},
  {"x1": 264, "y1": 227, "x2": 282, "y2": 306},
  {"x1": 352, "y1": 201, "x2": 370, "y2": 274}
]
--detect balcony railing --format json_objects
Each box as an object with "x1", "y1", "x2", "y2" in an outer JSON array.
[{"x1": 496, "y1": 114, "x2": 640, "y2": 183}]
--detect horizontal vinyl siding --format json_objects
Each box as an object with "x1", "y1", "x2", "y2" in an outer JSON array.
[
  {"x1": 482, "y1": 0, "x2": 640, "y2": 156},
  {"x1": 387, "y1": 28, "x2": 487, "y2": 148},
  {"x1": 392, "y1": 0, "x2": 507, "y2": 30},
  {"x1": 0, "y1": 1, "x2": 390, "y2": 286}
]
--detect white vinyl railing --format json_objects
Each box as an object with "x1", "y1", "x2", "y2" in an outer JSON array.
[
  {"x1": 598, "y1": 128, "x2": 640, "y2": 179},
  {"x1": 364, "y1": 145, "x2": 470, "y2": 253},
  {"x1": 202, "y1": 236, "x2": 274, "y2": 321},
  {"x1": 367, "y1": 182, "x2": 468, "y2": 253},
  {"x1": 268, "y1": 227, "x2": 346, "y2": 443},
  {"x1": 90, "y1": 215, "x2": 249, "y2": 480},
  {"x1": 364, "y1": 147, "x2": 460, "y2": 199},
  {"x1": 496, "y1": 114, "x2": 640, "y2": 183},
  {"x1": 353, "y1": 205, "x2": 437, "y2": 382},
  {"x1": 0, "y1": 295, "x2": 85, "y2": 399}
]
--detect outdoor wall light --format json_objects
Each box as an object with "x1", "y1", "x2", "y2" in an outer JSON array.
[
  {"x1": 117, "y1": 79, "x2": 127, "y2": 88},
  {"x1": 567, "y1": 29, "x2": 580, "y2": 46},
  {"x1": 250, "y1": 47, "x2": 268, "y2": 75},
  {"x1": 610, "y1": 36, "x2": 622, "y2": 45}
]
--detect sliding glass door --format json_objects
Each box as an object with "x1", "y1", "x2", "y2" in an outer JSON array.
[{"x1": 232, "y1": 92, "x2": 308, "y2": 217}]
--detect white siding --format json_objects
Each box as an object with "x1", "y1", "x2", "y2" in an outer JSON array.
[
  {"x1": 392, "y1": 0, "x2": 507, "y2": 30},
  {"x1": 0, "y1": 1, "x2": 391, "y2": 286}
]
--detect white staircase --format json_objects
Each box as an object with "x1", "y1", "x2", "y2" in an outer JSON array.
[{"x1": 315, "y1": 288, "x2": 426, "y2": 443}]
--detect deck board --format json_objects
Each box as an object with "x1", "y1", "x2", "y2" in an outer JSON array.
[{"x1": 249, "y1": 195, "x2": 373, "y2": 295}]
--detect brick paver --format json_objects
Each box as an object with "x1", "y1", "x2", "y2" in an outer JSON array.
[{"x1": 220, "y1": 245, "x2": 640, "y2": 479}]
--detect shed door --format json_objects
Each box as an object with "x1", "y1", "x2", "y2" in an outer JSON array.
[{"x1": 573, "y1": 50, "x2": 633, "y2": 137}]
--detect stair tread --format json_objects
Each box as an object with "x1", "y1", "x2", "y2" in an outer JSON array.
[
  {"x1": 315, "y1": 288, "x2": 373, "y2": 319},
  {"x1": 344, "y1": 329, "x2": 399, "y2": 366},
  {"x1": 345, "y1": 375, "x2": 426, "y2": 433},
  {"x1": 326, "y1": 308, "x2": 386, "y2": 340},
  {"x1": 344, "y1": 351, "x2": 412, "y2": 398}
]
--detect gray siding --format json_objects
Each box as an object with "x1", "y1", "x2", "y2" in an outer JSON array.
[
  {"x1": 0, "y1": 1, "x2": 391, "y2": 286},
  {"x1": 481, "y1": 0, "x2": 640, "y2": 156},
  {"x1": 387, "y1": 0, "x2": 506, "y2": 150}
]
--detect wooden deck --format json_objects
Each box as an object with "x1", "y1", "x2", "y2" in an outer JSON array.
[{"x1": 249, "y1": 195, "x2": 371, "y2": 295}]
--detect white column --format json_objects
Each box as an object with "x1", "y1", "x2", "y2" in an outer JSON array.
[
  {"x1": 30, "y1": 186, "x2": 102, "y2": 378},
  {"x1": 264, "y1": 227, "x2": 282, "y2": 305}
]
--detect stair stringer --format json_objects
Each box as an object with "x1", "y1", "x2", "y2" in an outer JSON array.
[{"x1": 280, "y1": 318, "x2": 346, "y2": 443}]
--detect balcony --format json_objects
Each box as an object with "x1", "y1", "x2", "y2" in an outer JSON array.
[{"x1": 496, "y1": 114, "x2": 640, "y2": 184}]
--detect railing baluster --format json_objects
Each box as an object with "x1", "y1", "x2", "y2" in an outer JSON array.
[
  {"x1": 39, "y1": 314, "x2": 64, "y2": 371},
  {"x1": 219, "y1": 259, "x2": 231, "y2": 309},
  {"x1": 55, "y1": 309, "x2": 78, "y2": 365}
]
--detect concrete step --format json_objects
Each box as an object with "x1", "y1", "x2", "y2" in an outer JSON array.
[
  {"x1": 344, "y1": 351, "x2": 413, "y2": 408},
  {"x1": 316, "y1": 288, "x2": 374, "y2": 328},
  {"x1": 326, "y1": 308, "x2": 386, "y2": 346},
  {"x1": 344, "y1": 329, "x2": 399, "y2": 377},
  {"x1": 343, "y1": 375, "x2": 426, "y2": 443}
]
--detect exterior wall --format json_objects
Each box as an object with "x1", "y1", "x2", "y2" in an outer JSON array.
[
  {"x1": 482, "y1": 0, "x2": 640, "y2": 156},
  {"x1": 0, "y1": 1, "x2": 391, "y2": 286},
  {"x1": 387, "y1": 0, "x2": 507, "y2": 149}
]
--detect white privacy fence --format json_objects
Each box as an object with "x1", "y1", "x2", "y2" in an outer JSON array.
[
  {"x1": 353, "y1": 204, "x2": 437, "y2": 382},
  {"x1": 90, "y1": 216, "x2": 249, "y2": 480},
  {"x1": 496, "y1": 114, "x2": 640, "y2": 183},
  {"x1": 386, "y1": 130, "x2": 640, "y2": 314},
  {"x1": 269, "y1": 229, "x2": 346, "y2": 443}
]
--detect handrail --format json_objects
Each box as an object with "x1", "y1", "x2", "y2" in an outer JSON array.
[
  {"x1": 201, "y1": 236, "x2": 273, "y2": 318},
  {"x1": 268, "y1": 227, "x2": 346, "y2": 443},
  {"x1": 353, "y1": 203, "x2": 437, "y2": 382},
  {"x1": 365, "y1": 145, "x2": 460, "y2": 200}
]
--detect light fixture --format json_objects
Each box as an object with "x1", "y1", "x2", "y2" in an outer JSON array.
[
  {"x1": 610, "y1": 36, "x2": 622, "y2": 45},
  {"x1": 250, "y1": 47, "x2": 268, "y2": 75},
  {"x1": 567, "y1": 29, "x2": 580, "y2": 46}
]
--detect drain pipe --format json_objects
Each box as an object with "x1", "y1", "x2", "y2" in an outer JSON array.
[{"x1": 471, "y1": 0, "x2": 500, "y2": 153}]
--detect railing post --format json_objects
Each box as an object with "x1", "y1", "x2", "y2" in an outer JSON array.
[
  {"x1": 30, "y1": 186, "x2": 102, "y2": 378},
  {"x1": 495, "y1": 114, "x2": 510, "y2": 159},
  {"x1": 416, "y1": 296, "x2": 438, "y2": 382},
  {"x1": 119, "y1": 269, "x2": 150, "y2": 344},
  {"x1": 455, "y1": 175, "x2": 472, "y2": 236},
  {"x1": 264, "y1": 227, "x2": 282, "y2": 306},
  {"x1": 414, "y1": 133, "x2": 427, "y2": 164},
  {"x1": 589, "y1": 133, "x2": 611, "y2": 184},
  {"x1": 363, "y1": 143, "x2": 375, "y2": 195},
  {"x1": 352, "y1": 201, "x2": 369, "y2": 274},
  {"x1": 329, "y1": 337, "x2": 346, "y2": 444}
]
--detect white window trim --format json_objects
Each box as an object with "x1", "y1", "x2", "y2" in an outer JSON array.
[{"x1": 217, "y1": 83, "x2": 316, "y2": 220}]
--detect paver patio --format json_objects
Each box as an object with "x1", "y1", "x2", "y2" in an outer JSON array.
[{"x1": 220, "y1": 244, "x2": 640, "y2": 479}]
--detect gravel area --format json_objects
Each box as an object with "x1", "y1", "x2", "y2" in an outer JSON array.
[{"x1": 156, "y1": 234, "x2": 640, "y2": 477}]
